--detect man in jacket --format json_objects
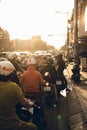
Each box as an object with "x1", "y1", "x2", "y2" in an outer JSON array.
[{"x1": 20, "y1": 58, "x2": 46, "y2": 120}]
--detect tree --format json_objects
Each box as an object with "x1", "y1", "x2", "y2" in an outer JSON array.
[{"x1": 0, "y1": 27, "x2": 10, "y2": 52}]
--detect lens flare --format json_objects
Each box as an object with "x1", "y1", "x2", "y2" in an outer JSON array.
[
  {"x1": 57, "y1": 115, "x2": 61, "y2": 120},
  {"x1": 53, "y1": 104, "x2": 57, "y2": 108}
]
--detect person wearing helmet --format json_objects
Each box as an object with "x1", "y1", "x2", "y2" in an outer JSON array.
[
  {"x1": 20, "y1": 58, "x2": 45, "y2": 93},
  {"x1": 20, "y1": 58, "x2": 46, "y2": 124},
  {"x1": 0, "y1": 61, "x2": 37, "y2": 130}
]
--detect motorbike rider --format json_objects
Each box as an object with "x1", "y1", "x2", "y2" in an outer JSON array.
[
  {"x1": 20, "y1": 58, "x2": 46, "y2": 123},
  {"x1": 55, "y1": 53, "x2": 67, "y2": 86},
  {"x1": 0, "y1": 60, "x2": 37, "y2": 130},
  {"x1": 54, "y1": 53, "x2": 67, "y2": 101}
]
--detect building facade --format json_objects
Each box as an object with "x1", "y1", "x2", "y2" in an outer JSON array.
[{"x1": 69, "y1": 0, "x2": 87, "y2": 71}]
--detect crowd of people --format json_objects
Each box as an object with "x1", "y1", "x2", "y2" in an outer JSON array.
[{"x1": 0, "y1": 52, "x2": 67, "y2": 130}]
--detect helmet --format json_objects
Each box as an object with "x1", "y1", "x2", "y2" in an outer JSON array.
[
  {"x1": 0, "y1": 61, "x2": 15, "y2": 76},
  {"x1": 27, "y1": 58, "x2": 37, "y2": 65},
  {"x1": 6, "y1": 52, "x2": 16, "y2": 60}
]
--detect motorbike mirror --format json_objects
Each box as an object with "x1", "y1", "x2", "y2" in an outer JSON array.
[
  {"x1": 45, "y1": 82, "x2": 49, "y2": 86},
  {"x1": 44, "y1": 72, "x2": 49, "y2": 76}
]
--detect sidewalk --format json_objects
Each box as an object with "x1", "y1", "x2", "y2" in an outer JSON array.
[{"x1": 66, "y1": 64, "x2": 87, "y2": 130}]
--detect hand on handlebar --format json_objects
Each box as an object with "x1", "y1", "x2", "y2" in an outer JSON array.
[
  {"x1": 29, "y1": 101, "x2": 34, "y2": 106},
  {"x1": 24, "y1": 98, "x2": 34, "y2": 107}
]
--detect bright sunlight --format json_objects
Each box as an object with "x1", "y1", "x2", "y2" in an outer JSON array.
[{"x1": 0, "y1": 0, "x2": 74, "y2": 49}]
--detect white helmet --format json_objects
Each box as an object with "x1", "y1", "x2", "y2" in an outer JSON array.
[
  {"x1": 6, "y1": 53, "x2": 16, "y2": 60},
  {"x1": 27, "y1": 58, "x2": 37, "y2": 65},
  {"x1": 0, "y1": 61, "x2": 15, "y2": 76}
]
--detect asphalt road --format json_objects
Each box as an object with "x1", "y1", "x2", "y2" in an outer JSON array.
[
  {"x1": 40, "y1": 66, "x2": 71, "y2": 130},
  {"x1": 42, "y1": 94, "x2": 70, "y2": 130},
  {"x1": 41, "y1": 64, "x2": 87, "y2": 130}
]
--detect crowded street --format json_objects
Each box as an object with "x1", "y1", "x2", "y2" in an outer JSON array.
[
  {"x1": 0, "y1": 0, "x2": 87, "y2": 130},
  {"x1": 42, "y1": 64, "x2": 87, "y2": 130},
  {"x1": 0, "y1": 52, "x2": 87, "y2": 130}
]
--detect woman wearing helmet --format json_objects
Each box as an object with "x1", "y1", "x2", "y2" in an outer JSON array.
[{"x1": 0, "y1": 61, "x2": 37, "y2": 130}]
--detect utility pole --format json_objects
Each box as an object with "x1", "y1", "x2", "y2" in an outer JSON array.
[
  {"x1": 71, "y1": 0, "x2": 81, "y2": 83},
  {"x1": 67, "y1": 23, "x2": 69, "y2": 60},
  {"x1": 54, "y1": 11, "x2": 69, "y2": 59},
  {"x1": 74, "y1": 0, "x2": 78, "y2": 61}
]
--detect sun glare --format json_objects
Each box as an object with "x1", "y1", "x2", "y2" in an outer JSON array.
[{"x1": 0, "y1": 0, "x2": 74, "y2": 48}]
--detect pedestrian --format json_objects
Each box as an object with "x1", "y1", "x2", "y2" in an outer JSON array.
[
  {"x1": 0, "y1": 60, "x2": 37, "y2": 130},
  {"x1": 20, "y1": 58, "x2": 46, "y2": 123}
]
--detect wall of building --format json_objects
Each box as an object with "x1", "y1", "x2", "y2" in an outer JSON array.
[{"x1": 79, "y1": 1, "x2": 87, "y2": 37}]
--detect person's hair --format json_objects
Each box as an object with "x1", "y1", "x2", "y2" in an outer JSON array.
[
  {"x1": 0, "y1": 70, "x2": 16, "y2": 82},
  {"x1": 10, "y1": 70, "x2": 19, "y2": 85},
  {"x1": 0, "y1": 74, "x2": 11, "y2": 82},
  {"x1": 58, "y1": 53, "x2": 62, "y2": 58}
]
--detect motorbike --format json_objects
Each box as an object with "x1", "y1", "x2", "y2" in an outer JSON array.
[
  {"x1": 16, "y1": 99, "x2": 34, "y2": 122},
  {"x1": 55, "y1": 75, "x2": 67, "y2": 99},
  {"x1": 16, "y1": 98, "x2": 44, "y2": 130},
  {"x1": 43, "y1": 72, "x2": 55, "y2": 107}
]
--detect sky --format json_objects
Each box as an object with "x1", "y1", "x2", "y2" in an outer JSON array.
[{"x1": 0, "y1": 0, "x2": 74, "y2": 49}]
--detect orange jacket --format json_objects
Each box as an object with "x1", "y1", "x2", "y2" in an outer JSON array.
[{"x1": 20, "y1": 65, "x2": 45, "y2": 93}]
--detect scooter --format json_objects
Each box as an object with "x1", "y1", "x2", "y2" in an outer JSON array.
[
  {"x1": 43, "y1": 72, "x2": 55, "y2": 107},
  {"x1": 16, "y1": 98, "x2": 44, "y2": 130},
  {"x1": 55, "y1": 75, "x2": 67, "y2": 99}
]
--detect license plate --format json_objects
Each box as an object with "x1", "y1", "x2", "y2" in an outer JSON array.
[
  {"x1": 56, "y1": 80, "x2": 62, "y2": 85},
  {"x1": 44, "y1": 86, "x2": 51, "y2": 91}
]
